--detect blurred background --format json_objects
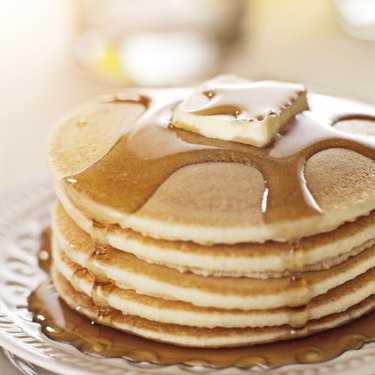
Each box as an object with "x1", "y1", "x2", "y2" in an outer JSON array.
[{"x1": 0, "y1": 0, "x2": 375, "y2": 190}]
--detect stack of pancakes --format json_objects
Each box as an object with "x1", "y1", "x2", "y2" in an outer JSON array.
[{"x1": 47, "y1": 87, "x2": 375, "y2": 348}]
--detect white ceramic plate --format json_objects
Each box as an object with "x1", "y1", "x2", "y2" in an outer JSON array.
[{"x1": 1, "y1": 177, "x2": 375, "y2": 375}]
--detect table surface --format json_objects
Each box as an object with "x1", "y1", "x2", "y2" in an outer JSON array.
[{"x1": 1, "y1": 0, "x2": 375, "y2": 373}]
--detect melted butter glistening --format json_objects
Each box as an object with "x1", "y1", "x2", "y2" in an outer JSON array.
[
  {"x1": 62, "y1": 87, "x2": 375, "y2": 226},
  {"x1": 172, "y1": 77, "x2": 309, "y2": 147}
]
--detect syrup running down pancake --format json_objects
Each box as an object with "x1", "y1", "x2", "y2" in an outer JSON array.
[{"x1": 42, "y1": 75, "x2": 375, "y2": 350}]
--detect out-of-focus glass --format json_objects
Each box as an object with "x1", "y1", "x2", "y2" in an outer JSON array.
[
  {"x1": 75, "y1": 0, "x2": 244, "y2": 86},
  {"x1": 334, "y1": 0, "x2": 375, "y2": 41}
]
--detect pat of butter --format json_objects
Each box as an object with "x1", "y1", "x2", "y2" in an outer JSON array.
[{"x1": 172, "y1": 75, "x2": 308, "y2": 147}]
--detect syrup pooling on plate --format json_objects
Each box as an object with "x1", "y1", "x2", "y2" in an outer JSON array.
[
  {"x1": 62, "y1": 88, "x2": 375, "y2": 226},
  {"x1": 28, "y1": 279, "x2": 375, "y2": 369},
  {"x1": 38, "y1": 228, "x2": 52, "y2": 273}
]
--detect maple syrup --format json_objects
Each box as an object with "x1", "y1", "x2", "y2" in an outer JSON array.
[
  {"x1": 62, "y1": 89, "x2": 374, "y2": 228},
  {"x1": 29, "y1": 277, "x2": 375, "y2": 369},
  {"x1": 30, "y1": 86, "x2": 375, "y2": 369}
]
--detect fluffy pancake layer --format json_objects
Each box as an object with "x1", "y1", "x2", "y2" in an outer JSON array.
[
  {"x1": 53, "y1": 204, "x2": 375, "y2": 310},
  {"x1": 46, "y1": 87, "x2": 375, "y2": 348},
  {"x1": 48, "y1": 93, "x2": 375, "y2": 244},
  {"x1": 53, "y1": 235, "x2": 375, "y2": 329},
  {"x1": 52, "y1": 267, "x2": 375, "y2": 348},
  {"x1": 53, "y1": 205, "x2": 375, "y2": 324},
  {"x1": 54, "y1": 200, "x2": 375, "y2": 276}
]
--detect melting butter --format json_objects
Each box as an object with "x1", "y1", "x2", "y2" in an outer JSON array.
[
  {"x1": 63, "y1": 88, "x2": 374, "y2": 227},
  {"x1": 172, "y1": 75, "x2": 308, "y2": 147}
]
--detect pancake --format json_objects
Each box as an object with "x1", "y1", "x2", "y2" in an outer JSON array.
[
  {"x1": 48, "y1": 91, "x2": 375, "y2": 244},
  {"x1": 52, "y1": 267, "x2": 375, "y2": 348},
  {"x1": 52, "y1": 236, "x2": 375, "y2": 329},
  {"x1": 47, "y1": 94, "x2": 146, "y2": 178},
  {"x1": 53, "y1": 208, "x2": 375, "y2": 310},
  {"x1": 53, "y1": 201, "x2": 375, "y2": 276},
  {"x1": 45, "y1": 79, "x2": 375, "y2": 349}
]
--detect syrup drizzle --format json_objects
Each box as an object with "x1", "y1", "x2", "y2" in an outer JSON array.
[
  {"x1": 59, "y1": 86, "x2": 375, "y2": 337},
  {"x1": 32, "y1": 87, "x2": 375, "y2": 368},
  {"x1": 62, "y1": 88, "x2": 375, "y2": 227}
]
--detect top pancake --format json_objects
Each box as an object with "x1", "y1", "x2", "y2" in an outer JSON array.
[{"x1": 48, "y1": 89, "x2": 375, "y2": 244}]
